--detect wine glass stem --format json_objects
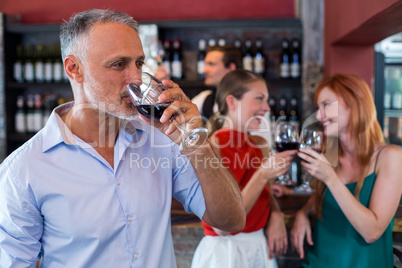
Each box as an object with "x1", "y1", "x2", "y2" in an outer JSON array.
[{"x1": 170, "y1": 116, "x2": 190, "y2": 136}]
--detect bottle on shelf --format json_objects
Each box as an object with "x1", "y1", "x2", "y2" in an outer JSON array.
[
  {"x1": 218, "y1": 39, "x2": 226, "y2": 47},
  {"x1": 289, "y1": 97, "x2": 299, "y2": 129},
  {"x1": 34, "y1": 44, "x2": 45, "y2": 83},
  {"x1": 234, "y1": 40, "x2": 242, "y2": 51},
  {"x1": 15, "y1": 95, "x2": 26, "y2": 134},
  {"x1": 197, "y1": 39, "x2": 206, "y2": 80},
  {"x1": 278, "y1": 97, "x2": 288, "y2": 121},
  {"x1": 208, "y1": 39, "x2": 216, "y2": 47},
  {"x1": 13, "y1": 45, "x2": 24, "y2": 83},
  {"x1": 290, "y1": 38, "x2": 301, "y2": 79},
  {"x1": 280, "y1": 39, "x2": 290, "y2": 79},
  {"x1": 26, "y1": 94, "x2": 35, "y2": 133},
  {"x1": 53, "y1": 44, "x2": 64, "y2": 83},
  {"x1": 162, "y1": 39, "x2": 171, "y2": 78},
  {"x1": 268, "y1": 97, "x2": 277, "y2": 121},
  {"x1": 44, "y1": 44, "x2": 54, "y2": 83},
  {"x1": 253, "y1": 39, "x2": 266, "y2": 77},
  {"x1": 24, "y1": 44, "x2": 35, "y2": 83},
  {"x1": 33, "y1": 94, "x2": 43, "y2": 132},
  {"x1": 171, "y1": 39, "x2": 183, "y2": 80},
  {"x1": 242, "y1": 40, "x2": 253, "y2": 72}
]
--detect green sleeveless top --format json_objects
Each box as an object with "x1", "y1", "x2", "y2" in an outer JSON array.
[{"x1": 303, "y1": 171, "x2": 394, "y2": 268}]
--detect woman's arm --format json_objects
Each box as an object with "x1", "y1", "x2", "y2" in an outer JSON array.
[{"x1": 298, "y1": 145, "x2": 402, "y2": 243}]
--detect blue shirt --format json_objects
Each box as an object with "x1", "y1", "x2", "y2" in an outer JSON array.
[{"x1": 0, "y1": 102, "x2": 206, "y2": 268}]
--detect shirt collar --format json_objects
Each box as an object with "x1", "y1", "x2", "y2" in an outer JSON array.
[{"x1": 42, "y1": 102, "x2": 148, "y2": 153}]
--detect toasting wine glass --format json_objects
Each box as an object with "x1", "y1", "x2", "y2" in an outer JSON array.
[
  {"x1": 294, "y1": 127, "x2": 324, "y2": 193},
  {"x1": 274, "y1": 121, "x2": 299, "y2": 185},
  {"x1": 127, "y1": 72, "x2": 208, "y2": 154}
]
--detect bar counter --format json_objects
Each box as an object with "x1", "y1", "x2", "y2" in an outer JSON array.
[{"x1": 171, "y1": 193, "x2": 402, "y2": 268}]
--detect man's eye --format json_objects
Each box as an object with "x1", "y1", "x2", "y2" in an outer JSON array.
[
  {"x1": 136, "y1": 61, "x2": 145, "y2": 68},
  {"x1": 112, "y1": 61, "x2": 127, "y2": 69}
]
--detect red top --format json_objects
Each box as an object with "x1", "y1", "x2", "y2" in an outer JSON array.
[{"x1": 202, "y1": 129, "x2": 271, "y2": 236}]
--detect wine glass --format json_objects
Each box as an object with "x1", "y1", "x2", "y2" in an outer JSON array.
[
  {"x1": 127, "y1": 72, "x2": 208, "y2": 154},
  {"x1": 294, "y1": 127, "x2": 324, "y2": 193},
  {"x1": 274, "y1": 121, "x2": 299, "y2": 185}
]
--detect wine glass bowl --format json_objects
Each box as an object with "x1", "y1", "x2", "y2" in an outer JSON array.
[
  {"x1": 274, "y1": 121, "x2": 299, "y2": 185},
  {"x1": 127, "y1": 72, "x2": 208, "y2": 154},
  {"x1": 295, "y1": 127, "x2": 324, "y2": 193}
]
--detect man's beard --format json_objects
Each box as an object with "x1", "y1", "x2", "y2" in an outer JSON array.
[{"x1": 83, "y1": 75, "x2": 139, "y2": 121}]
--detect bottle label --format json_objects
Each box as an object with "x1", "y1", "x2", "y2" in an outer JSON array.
[
  {"x1": 280, "y1": 63, "x2": 290, "y2": 78},
  {"x1": 33, "y1": 112, "x2": 43, "y2": 132},
  {"x1": 384, "y1": 92, "x2": 391, "y2": 109},
  {"x1": 290, "y1": 63, "x2": 300, "y2": 78},
  {"x1": 243, "y1": 57, "x2": 253, "y2": 72},
  {"x1": 171, "y1": 61, "x2": 182, "y2": 79},
  {"x1": 15, "y1": 112, "x2": 26, "y2": 133},
  {"x1": 53, "y1": 62, "x2": 63, "y2": 82},
  {"x1": 254, "y1": 58, "x2": 265, "y2": 74},
  {"x1": 27, "y1": 113, "x2": 35, "y2": 132},
  {"x1": 13, "y1": 62, "x2": 23, "y2": 83},
  {"x1": 163, "y1": 61, "x2": 171, "y2": 76},
  {"x1": 24, "y1": 63, "x2": 34, "y2": 82},
  {"x1": 197, "y1": 61, "x2": 205, "y2": 75},
  {"x1": 45, "y1": 63, "x2": 53, "y2": 82},
  {"x1": 35, "y1": 62, "x2": 44, "y2": 82}
]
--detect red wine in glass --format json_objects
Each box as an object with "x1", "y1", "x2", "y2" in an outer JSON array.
[
  {"x1": 275, "y1": 142, "x2": 300, "y2": 152},
  {"x1": 136, "y1": 102, "x2": 172, "y2": 120}
]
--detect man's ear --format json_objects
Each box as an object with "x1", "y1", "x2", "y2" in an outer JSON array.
[
  {"x1": 228, "y1": 62, "x2": 237, "y2": 71},
  {"x1": 226, "y1": 94, "x2": 237, "y2": 111},
  {"x1": 64, "y1": 55, "x2": 83, "y2": 83}
]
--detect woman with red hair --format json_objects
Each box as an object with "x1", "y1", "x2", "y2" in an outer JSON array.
[{"x1": 291, "y1": 73, "x2": 402, "y2": 267}]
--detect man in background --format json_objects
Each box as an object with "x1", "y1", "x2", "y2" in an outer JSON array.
[{"x1": 192, "y1": 45, "x2": 242, "y2": 121}]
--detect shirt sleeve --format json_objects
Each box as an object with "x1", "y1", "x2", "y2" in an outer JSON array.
[
  {"x1": 170, "y1": 145, "x2": 206, "y2": 220},
  {"x1": 0, "y1": 158, "x2": 43, "y2": 267}
]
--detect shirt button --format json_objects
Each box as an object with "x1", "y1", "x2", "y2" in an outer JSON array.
[
  {"x1": 133, "y1": 254, "x2": 138, "y2": 259},
  {"x1": 116, "y1": 180, "x2": 121, "y2": 185},
  {"x1": 128, "y1": 216, "x2": 132, "y2": 222}
]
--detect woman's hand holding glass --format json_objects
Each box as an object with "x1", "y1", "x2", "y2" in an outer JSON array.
[
  {"x1": 274, "y1": 121, "x2": 300, "y2": 185},
  {"x1": 258, "y1": 150, "x2": 297, "y2": 181},
  {"x1": 295, "y1": 128, "x2": 324, "y2": 193}
]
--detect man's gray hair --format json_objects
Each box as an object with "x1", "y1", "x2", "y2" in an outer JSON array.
[{"x1": 60, "y1": 9, "x2": 139, "y2": 61}]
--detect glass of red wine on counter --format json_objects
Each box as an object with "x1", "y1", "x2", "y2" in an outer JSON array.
[
  {"x1": 127, "y1": 72, "x2": 208, "y2": 154},
  {"x1": 274, "y1": 121, "x2": 300, "y2": 185},
  {"x1": 294, "y1": 127, "x2": 324, "y2": 193}
]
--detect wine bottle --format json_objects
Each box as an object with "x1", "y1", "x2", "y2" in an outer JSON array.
[
  {"x1": 289, "y1": 97, "x2": 299, "y2": 129},
  {"x1": 290, "y1": 38, "x2": 301, "y2": 79},
  {"x1": 197, "y1": 39, "x2": 206, "y2": 80},
  {"x1": 53, "y1": 44, "x2": 63, "y2": 82},
  {"x1": 13, "y1": 45, "x2": 24, "y2": 83},
  {"x1": 253, "y1": 40, "x2": 265, "y2": 76},
  {"x1": 44, "y1": 44, "x2": 54, "y2": 83},
  {"x1": 15, "y1": 95, "x2": 26, "y2": 134},
  {"x1": 268, "y1": 97, "x2": 277, "y2": 121},
  {"x1": 171, "y1": 39, "x2": 183, "y2": 80},
  {"x1": 218, "y1": 39, "x2": 226, "y2": 47},
  {"x1": 280, "y1": 39, "x2": 290, "y2": 79},
  {"x1": 26, "y1": 94, "x2": 35, "y2": 133},
  {"x1": 242, "y1": 40, "x2": 253, "y2": 72},
  {"x1": 162, "y1": 39, "x2": 171, "y2": 78},
  {"x1": 24, "y1": 44, "x2": 35, "y2": 83},
  {"x1": 34, "y1": 44, "x2": 45, "y2": 83},
  {"x1": 278, "y1": 97, "x2": 287, "y2": 121},
  {"x1": 33, "y1": 94, "x2": 43, "y2": 132}
]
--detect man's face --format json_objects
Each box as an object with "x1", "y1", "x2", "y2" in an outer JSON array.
[
  {"x1": 80, "y1": 22, "x2": 145, "y2": 119},
  {"x1": 203, "y1": 51, "x2": 232, "y2": 87}
]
